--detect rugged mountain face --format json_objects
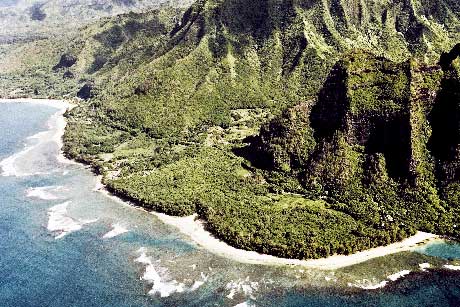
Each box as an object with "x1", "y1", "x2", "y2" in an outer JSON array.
[
  {"x1": 256, "y1": 46, "x2": 460, "y2": 235},
  {"x1": 0, "y1": 0, "x2": 194, "y2": 43},
  {"x1": 92, "y1": 0, "x2": 460, "y2": 136},
  {"x1": 2, "y1": 0, "x2": 460, "y2": 259},
  {"x1": 4, "y1": 0, "x2": 460, "y2": 114},
  {"x1": 431, "y1": 45, "x2": 460, "y2": 206},
  {"x1": 258, "y1": 51, "x2": 435, "y2": 177},
  {"x1": 55, "y1": 0, "x2": 460, "y2": 258}
]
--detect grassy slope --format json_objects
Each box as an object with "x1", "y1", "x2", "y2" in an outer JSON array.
[{"x1": 3, "y1": 0, "x2": 460, "y2": 259}]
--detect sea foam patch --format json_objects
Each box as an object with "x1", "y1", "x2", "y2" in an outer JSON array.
[
  {"x1": 0, "y1": 142, "x2": 36, "y2": 176},
  {"x1": 47, "y1": 201, "x2": 97, "y2": 239},
  {"x1": 103, "y1": 224, "x2": 129, "y2": 239},
  {"x1": 233, "y1": 301, "x2": 256, "y2": 307},
  {"x1": 419, "y1": 263, "x2": 431, "y2": 271},
  {"x1": 348, "y1": 279, "x2": 389, "y2": 290},
  {"x1": 135, "y1": 249, "x2": 186, "y2": 297},
  {"x1": 387, "y1": 270, "x2": 411, "y2": 281},
  {"x1": 226, "y1": 277, "x2": 259, "y2": 300},
  {"x1": 444, "y1": 264, "x2": 460, "y2": 271},
  {"x1": 348, "y1": 270, "x2": 413, "y2": 290},
  {"x1": 26, "y1": 186, "x2": 65, "y2": 200},
  {"x1": 190, "y1": 272, "x2": 209, "y2": 291},
  {"x1": 134, "y1": 249, "x2": 209, "y2": 297},
  {"x1": 0, "y1": 131, "x2": 47, "y2": 176}
]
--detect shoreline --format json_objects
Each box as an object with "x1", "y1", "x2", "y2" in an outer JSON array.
[
  {"x1": 0, "y1": 98, "x2": 74, "y2": 109},
  {"x1": 0, "y1": 98, "x2": 76, "y2": 176},
  {"x1": 152, "y1": 213, "x2": 439, "y2": 270},
  {"x1": 0, "y1": 98, "x2": 442, "y2": 270},
  {"x1": 93, "y1": 180, "x2": 441, "y2": 270}
]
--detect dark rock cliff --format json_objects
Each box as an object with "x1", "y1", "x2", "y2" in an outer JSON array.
[{"x1": 254, "y1": 47, "x2": 460, "y2": 233}]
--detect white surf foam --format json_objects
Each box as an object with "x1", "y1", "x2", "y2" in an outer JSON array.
[
  {"x1": 190, "y1": 272, "x2": 209, "y2": 291},
  {"x1": 134, "y1": 249, "x2": 209, "y2": 296},
  {"x1": 0, "y1": 142, "x2": 37, "y2": 176},
  {"x1": 226, "y1": 277, "x2": 259, "y2": 300},
  {"x1": 362, "y1": 281, "x2": 389, "y2": 290},
  {"x1": 26, "y1": 186, "x2": 65, "y2": 200},
  {"x1": 47, "y1": 201, "x2": 97, "y2": 239},
  {"x1": 47, "y1": 202, "x2": 82, "y2": 239},
  {"x1": 4, "y1": 132, "x2": 46, "y2": 176},
  {"x1": 135, "y1": 250, "x2": 186, "y2": 297},
  {"x1": 348, "y1": 280, "x2": 389, "y2": 290},
  {"x1": 349, "y1": 270, "x2": 413, "y2": 290},
  {"x1": 419, "y1": 263, "x2": 431, "y2": 271},
  {"x1": 444, "y1": 264, "x2": 460, "y2": 271},
  {"x1": 387, "y1": 270, "x2": 411, "y2": 281},
  {"x1": 233, "y1": 302, "x2": 256, "y2": 307},
  {"x1": 103, "y1": 224, "x2": 129, "y2": 239},
  {"x1": 190, "y1": 280, "x2": 205, "y2": 291}
]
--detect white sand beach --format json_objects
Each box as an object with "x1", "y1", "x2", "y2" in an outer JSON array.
[{"x1": 153, "y1": 213, "x2": 439, "y2": 270}]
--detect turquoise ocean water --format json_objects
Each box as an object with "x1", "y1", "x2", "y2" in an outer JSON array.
[{"x1": 1, "y1": 101, "x2": 460, "y2": 307}]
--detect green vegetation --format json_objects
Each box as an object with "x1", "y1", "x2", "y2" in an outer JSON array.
[
  {"x1": 257, "y1": 49, "x2": 460, "y2": 244},
  {"x1": 3, "y1": 0, "x2": 460, "y2": 260},
  {"x1": 106, "y1": 146, "x2": 415, "y2": 259}
]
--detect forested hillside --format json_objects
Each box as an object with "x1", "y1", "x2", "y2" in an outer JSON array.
[{"x1": 2, "y1": 0, "x2": 460, "y2": 259}]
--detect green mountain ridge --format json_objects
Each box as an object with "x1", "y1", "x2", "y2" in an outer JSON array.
[
  {"x1": 0, "y1": 0, "x2": 194, "y2": 43},
  {"x1": 2, "y1": 0, "x2": 460, "y2": 259}
]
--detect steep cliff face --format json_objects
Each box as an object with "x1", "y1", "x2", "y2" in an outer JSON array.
[
  {"x1": 310, "y1": 52, "x2": 418, "y2": 183},
  {"x1": 256, "y1": 47, "x2": 460, "y2": 234},
  {"x1": 430, "y1": 45, "x2": 460, "y2": 174},
  {"x1": 429, "y1": 45, "x2": 460, "y2": 216}
]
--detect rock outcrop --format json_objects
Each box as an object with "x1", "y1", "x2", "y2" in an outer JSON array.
[
  {"x1": 52, "y1": 54, "x2": 77, "y2": 71},
  {"x1": 77, "y1": 83, "x2": 95, "y2": 100}
]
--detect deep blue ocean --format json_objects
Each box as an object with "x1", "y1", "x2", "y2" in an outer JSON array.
[{"x1": 1, "y1": 101, "x2": 460, "y2": 307}]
